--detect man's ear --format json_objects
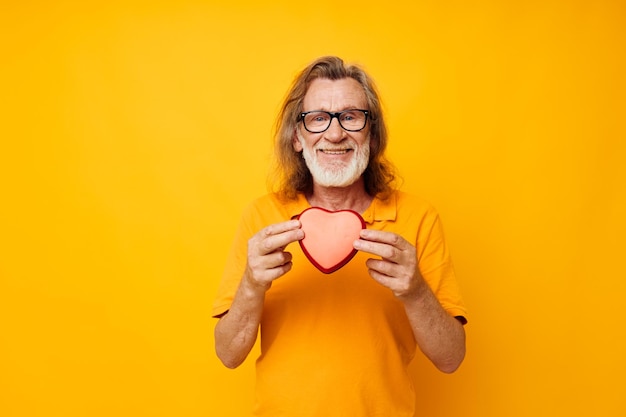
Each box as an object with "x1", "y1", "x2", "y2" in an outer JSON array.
[{"x1": 292, "y1": 129, "x2": 303, "y2": 152}]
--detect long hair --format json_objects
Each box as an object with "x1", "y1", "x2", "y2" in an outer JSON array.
[{"x1": 270, "y1": 56, "x2": 397, "y2": 201}]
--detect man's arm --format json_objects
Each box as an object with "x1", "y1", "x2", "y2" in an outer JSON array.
[
  {"x1": 214, "y1": 276, "x2": 268, "y2": 369},
  {"x1": 353, "y1": 229, "x2": 466, "y2": 373},
  {"x1": 398, "y1": 280, "x2": 466, "y2": 373},
  {"x1": 214, "y1": 220, "x2": 303, "y2": 368}
]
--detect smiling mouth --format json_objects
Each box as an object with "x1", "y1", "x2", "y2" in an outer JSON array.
[{"x1": 317, "y1": 149, "x2": 353, "y2": 155}]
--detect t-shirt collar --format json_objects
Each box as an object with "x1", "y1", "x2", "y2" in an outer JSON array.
[{"x1": 287, "y1": 192, "x2": 397, "y2": 224}]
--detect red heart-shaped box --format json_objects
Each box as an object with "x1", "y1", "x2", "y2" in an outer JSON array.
[{"x1": 296, "y1": 207, "x2": 366, "y2": 274}]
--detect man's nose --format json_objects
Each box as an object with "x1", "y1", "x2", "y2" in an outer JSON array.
[{"x1": 324, "y1": 117, "x2": 346, "y2": 141}]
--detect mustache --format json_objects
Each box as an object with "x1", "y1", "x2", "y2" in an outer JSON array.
[{"x1": 313, "y1": 141, "x2": 357, "y2": 152}]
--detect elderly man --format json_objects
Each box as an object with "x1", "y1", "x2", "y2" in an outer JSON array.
[{"x1": 213, "y1": 56, "x2": 467, "y2": 417}]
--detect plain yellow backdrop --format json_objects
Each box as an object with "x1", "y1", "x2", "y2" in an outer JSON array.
[{"x1": 1, "y1": 1, "x2": 625, "y2": 416}]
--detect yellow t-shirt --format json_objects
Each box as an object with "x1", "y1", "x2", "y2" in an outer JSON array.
[{"x1": 213, "y1": 191, "x2": 467, "y2": 417}]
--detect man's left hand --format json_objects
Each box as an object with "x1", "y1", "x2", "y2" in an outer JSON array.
[{"x1": 353, "y1": 229, "x2": 426, "y2": 300}]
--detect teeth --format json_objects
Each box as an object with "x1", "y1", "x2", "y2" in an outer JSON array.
[{"x1": 320, "y1": 149, "x2": 349, "y2": 154}]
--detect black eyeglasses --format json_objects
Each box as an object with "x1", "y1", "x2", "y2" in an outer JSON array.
[{"x1": 300, "y1": 109, "x2": 369, "y2": 133}]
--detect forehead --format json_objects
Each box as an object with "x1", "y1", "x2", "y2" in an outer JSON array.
[{"x1": 303, "y1": 78, "x2": 367, "y2": 111}]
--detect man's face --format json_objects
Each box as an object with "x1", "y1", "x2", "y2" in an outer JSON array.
[{"x1": 293, "y1": 78, "x2": 371, "y2": 188}]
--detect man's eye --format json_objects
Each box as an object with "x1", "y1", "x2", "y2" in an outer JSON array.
[{"x1": 341, "y1": 112, "x2": 357, "y2": 121}]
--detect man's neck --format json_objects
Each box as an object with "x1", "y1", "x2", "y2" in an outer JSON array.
[{"x1": 307, "y1": 178, "x2": 373, "y2": 214}]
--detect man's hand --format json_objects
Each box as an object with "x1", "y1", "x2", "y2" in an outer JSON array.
[
  {"x1": 215, "y1": 219, "x2": 303, "y2": 369},
  {"x1": 245, "y1": 219, "x2": 304, "y2": 290},
  {"x1": 354, "y1": 228, "x2": 466, "y2": 373},
  {"x1": 353, "y1": 229, "x2": 426, "y2": 300}
]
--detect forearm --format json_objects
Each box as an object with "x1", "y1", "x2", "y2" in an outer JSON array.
[
  {"x1": 402, "y1": 282, "x2": 466, "y2": 373},
  {"x1": 215, "y1": 220, "x2": 303, "y2": 368},
  {"x1": 214, "y1": 276, "x2": 267, "y2": 369}
]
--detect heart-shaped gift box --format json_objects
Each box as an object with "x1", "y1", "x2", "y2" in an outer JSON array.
[{"x1": 295, "y1": 207, "x2": 366, "y2": 274}]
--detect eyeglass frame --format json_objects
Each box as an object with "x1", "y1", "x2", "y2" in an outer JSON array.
[{"x1": 299, "y1": 109, "x2": 369, "y2": 133}]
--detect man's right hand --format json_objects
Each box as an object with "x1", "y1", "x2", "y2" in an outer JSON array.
[
  {"x1": 244, "y1": 219, "x2": 304, "y2": 290},
  {"x1": 215, "y1": 219, "x2": 304, "y2": 368}
]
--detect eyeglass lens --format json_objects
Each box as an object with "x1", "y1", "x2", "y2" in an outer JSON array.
[{"x1": 302, "y1": 110, "x2": 367, "y2": 132}]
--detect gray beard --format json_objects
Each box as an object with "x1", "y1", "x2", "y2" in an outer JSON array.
[{"x1": 297, "y1": 131, "x2": 370, "y2": 188}]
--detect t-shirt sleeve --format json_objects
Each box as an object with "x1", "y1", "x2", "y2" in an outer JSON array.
[
  {"x1": 416, "y1": 209, "x2": 468, "y2": 324},
  {"x1": 212, "y1": 205, "x2": 255, "y2": 318}
]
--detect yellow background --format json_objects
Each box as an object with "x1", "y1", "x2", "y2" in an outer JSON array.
[{"x1": 1, "y1": 1, "x2": 625, "y2": 416}]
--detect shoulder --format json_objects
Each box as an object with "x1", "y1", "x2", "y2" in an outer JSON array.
[
  {"x1": 391, "y1": 190, "x2": 439, "y2": 217},
  {"x1": 240, "y1": 193, "x2": 306, "y2": 225},
  {"x1": 368, "y1": 190, "x2": 441, "y2": 233},
  {"x1": 240, "y1": 193, "x2": 281, "y2": 219}
]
